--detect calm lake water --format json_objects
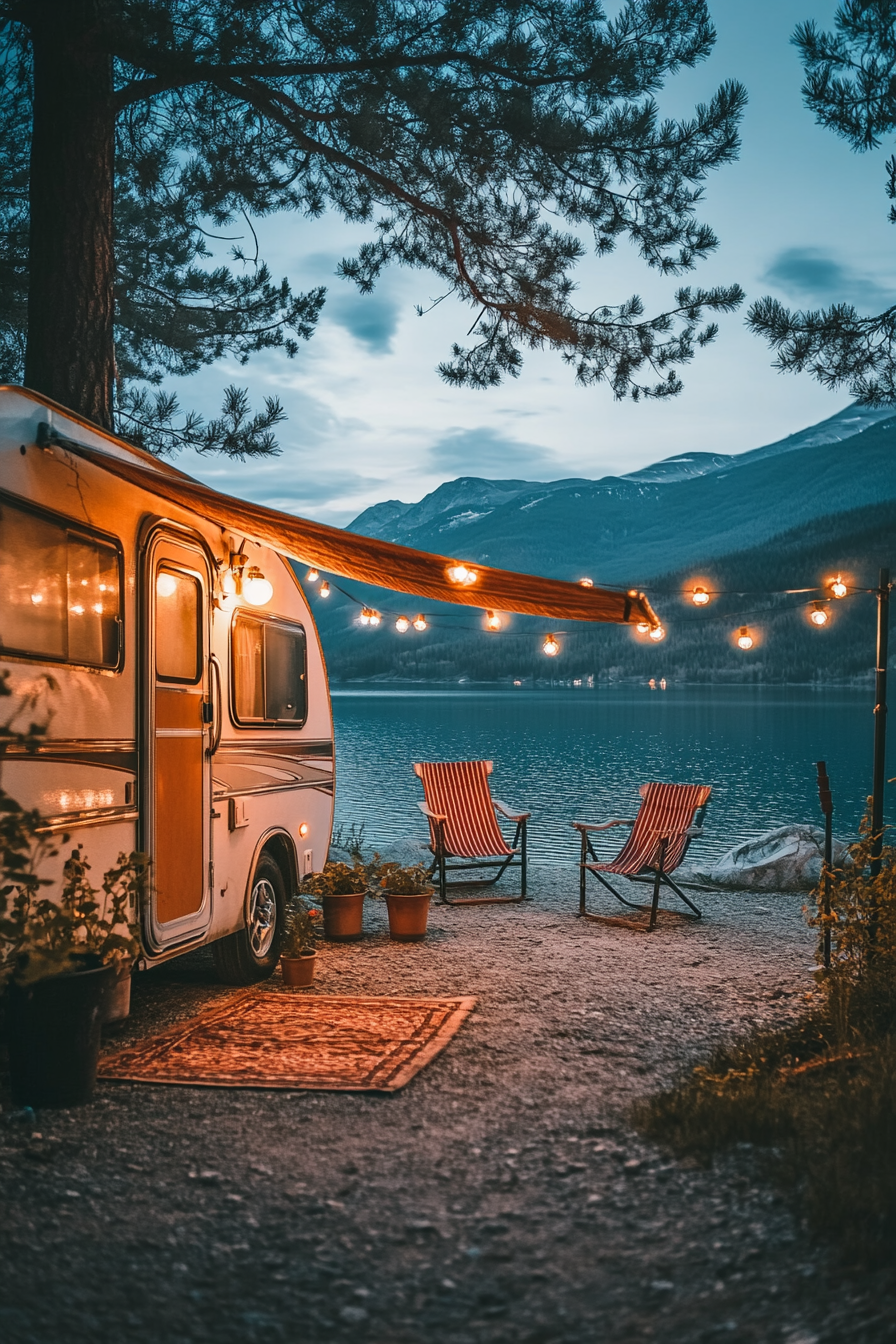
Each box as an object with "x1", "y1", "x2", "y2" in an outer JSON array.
[{"x1": 331, "y1": 685, "x2": 895, "y2": 868}]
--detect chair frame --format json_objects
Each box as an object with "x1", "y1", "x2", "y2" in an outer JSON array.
[
  {"x1": 413, "y1": 762, "x2": 529, "y2": 905},
  {"x1": 573, "y1": 794, "x2": 710, "y2": 931}
]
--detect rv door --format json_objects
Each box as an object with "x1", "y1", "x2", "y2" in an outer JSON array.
[{"x1": 142, "y1": 531, "x2": 213, "y2": 950}]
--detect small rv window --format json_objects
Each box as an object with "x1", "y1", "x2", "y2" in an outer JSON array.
[
  {"x1": 0, "y1": 493, "x2": 122, "y2": 668},
  {"x1": 232, "y1": 613, "x2": 306, "y2": 726},
  {"x1": 155, "y1": 568, "x2": 201, "y2": 683}
]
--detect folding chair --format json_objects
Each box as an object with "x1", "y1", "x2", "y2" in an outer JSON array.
[
  {"x1": 413, "y1": 760, "x2": 529, "y2": 905},
  {"x1": 572, "y1": 782, "x2": 711, "y2": 931}
]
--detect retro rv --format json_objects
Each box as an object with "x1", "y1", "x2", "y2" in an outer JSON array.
[{"x1": 0, "y1": 385, "x2": 658, "y2": 985}]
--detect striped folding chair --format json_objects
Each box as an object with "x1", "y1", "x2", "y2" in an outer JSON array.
[
  {"x1": 572, "y1": 782, "x2": 711, "y2": 930},
  {"x1": 413, "y1": 760, "x2": 529, "y2": 905}
]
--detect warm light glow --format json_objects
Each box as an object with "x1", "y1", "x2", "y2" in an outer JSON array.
[
  {"x1": 446, "y1": 563, "x2": 478, "y2": 586},
  {"x1": 319, "y1": 581, "x2": 330, "y2": 597},
  {"x1": 648, "y1": 625, "x2": 666, "y2": 642},
  {"x1": 485, "y1": 611, "x2": 502, "y2": 631},
  {"x1": 736, "y1": 626, "x2": 754, "y2": 651},
  {"x1": 691, "y1": 585, "x2": 710, "y2": 606},
  {"x1": 395, "y1": 615, "x2": 410, "y2": 632},
  {"x1": 69, "y1": 604, "x2": 85, "y2": 616},
  {"x1": 92, "y1": 603, "x2": 103, "y2": 615},
  {"x1": 810, "y1": 602, "x2": 829, "y2": 626},
  {"x1": 360, "y1": 607, "x2": 382, "y2": 627},
  {"x1": 413, "y1": 614, "x2": 428, "y2": 631},
  {"x1": 242, "y1": 566, "x2": 273, "y2": 606},
  {"x1": 829, "y1": 574, "x2": 848, "y2": 599},
  {"x1": 542, "y1": 634, "x2": 560, "y2": 657},
  {"x1": 156, "y1": 572, "x2": 177, "y2": 598},
  {"x1": 579, "y1": 578, "x2": 593, "y2": 588},
  {"x1": 221, "y1": 568, "x2": 237, "y2": 596},
  {"x1": 369, "y1": 610, "x2": 381, "y2": 626},
  {"x1": 636, "y1": 620, "x2": 651, "y2": 635},
  {"x1": 30, "y1": 593, "x2": 43, "y2": 605},
  {"x1": 306, "y1": 568, "x2": 319, "y2": 582},
  {"x1": 299, "y1": 822, "x2": 309, "y2": 838}
]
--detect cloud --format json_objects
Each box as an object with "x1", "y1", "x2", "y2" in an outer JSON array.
[
  {"x1": 763, "y1": 247, "x2": 895, "y2": 310},
  {"x1": 428, "y1": 427, "x2": 557, "y2": 478},
  {"x1": 324, "y1": 288, "x2": 404, "y2": 353}
]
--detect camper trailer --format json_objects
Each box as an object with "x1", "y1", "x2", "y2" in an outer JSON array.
[{"x1": 0, "y1": 386, "x2": 334, "y2": 984}]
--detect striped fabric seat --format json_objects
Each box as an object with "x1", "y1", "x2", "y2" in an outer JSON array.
[
  {"x1": 590, "y1": 782, "x2": 712, "y2": 877},
  {"x1": 414, "y1": 760, "x2": 515, "y2": 858}
]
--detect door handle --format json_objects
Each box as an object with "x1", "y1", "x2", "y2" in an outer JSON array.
[{"x1": 209, "y1": 655, "x2": 223, "y2": 753}]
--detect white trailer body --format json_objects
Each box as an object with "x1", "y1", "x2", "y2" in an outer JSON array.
[{"x1": 0, "y1": 386, "x2": 334, "y2": 983}]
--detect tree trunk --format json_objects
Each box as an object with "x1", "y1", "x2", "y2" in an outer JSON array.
[{"x1": 24, "y1": 0, "x2": 116, "y2": 430}]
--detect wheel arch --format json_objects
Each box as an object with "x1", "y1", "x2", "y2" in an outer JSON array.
[{"x1": 243, "y1": 826, "x2": 299, "y2": 916}]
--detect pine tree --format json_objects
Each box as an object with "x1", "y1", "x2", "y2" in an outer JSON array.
[
  {"x1": 0, "y1": 1, "x2": 745, "y2": 455},
  {"x1": 749, "y1": 1, "x2": 896, "y2": 404}
]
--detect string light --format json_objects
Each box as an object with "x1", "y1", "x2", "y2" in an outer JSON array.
[
  {"x1": 829, "y1": 574, "x2": 848, "y2": 599},
  {"x1": 359, "y1": 608, "x2": 373, "y2": 626},
  {"x1": 691, "y1": 585, "x2": 710, "y2": 606},
  {"x1": 485, "y1": 611, "x2": 502, "y2": 631},
  {"x1": 810, "y1": 602, "x2": 829, "y2": 626},
  {"x1": 579, "y1": 578, "x2": 593, "y2": 588},
  {"x1": 369, "y1": 610, "x2": 381, "y2": 626},
  {"x1": 636, "y1": 620, "x2": 651, "y2": 635},
  {"x1": 736, "y1": 626, "x2": 754, "y2": 650},
  {"x1": 648, "y1": 625, "x2": 666, "y2": 642},
  {"x1": 306, "y1": 568, "x2": 319, "y2": 583},
  {"x1": 412, "y1": 614, "x2": 428, "y2": 631},
  {"x1": 395, "y1": 615, "x2": 410, "y2": 632},
  {"x1": 542, "y1": 634, "x2": 560, "y2": 657},
  {"x1": 319, "y1": 581, "x2": 330, "y2": 597},
  {"x1": 446, "y1": 563, "x2": 478, "y2": 586}
]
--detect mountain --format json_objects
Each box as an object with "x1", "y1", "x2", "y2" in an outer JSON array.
[{"x1": 346, "y1": 402, "x2": 896, "y2": 586}]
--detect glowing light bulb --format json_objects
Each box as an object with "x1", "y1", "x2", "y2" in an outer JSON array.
[
  {"x1": 636, "y1": 620, "x2": 651, "y2": 635},
  {"x1": 299, "y1": 822, "x2": 309, "y2": 838},
  {"x1": 413, "y1": 614, "x2": 428, "y2": 631},
  {"x1": 446, "y1": 563, "x2": 478, "y2": 586},
  {"x1": 542, "y1": 634, "x2": 560, "y2": 657},
  {"x1": 810, "y1": 602, "x2": 829, "y2": 626},
  {"x1": 156, "y1": 572, "x2": 177, "y2": 598},
  {"x1": 319, "y1": 581, "x2": 330, "y2": 597},
  {"x1": 395, "y1": 615, "x2": 410, "y2": 632},
  {"x1": 648, "y1": 625, "x2": 666, "y2": 642},
  {"x1": 30, "y1": 592, "x2": 43, "y2": 605},
  {"x1": 691, "y1": 585, "x2": 709, "y2": 606},
  {"x1": 579, "y1": 578, "x2": 594, "y2": 588},
  {"x1": 92, "y1": 603, "x2": 103, "y2": 615},
  {"x1": 736, "y1": 626, "x2": 754, "y2": 651},
  {"x1": 69, "y1": 604, "x2": 85, "y2": 616},
  {"x1": 359, "y1": 608, "x2": 372, "y2": 626},
  {"x1": 306, "y1": 568, "x2": 319, "y2": 582},
  {"x1": 485, "y1": 611, "x2": 502, "y2": 631},
  {"x1": 369, "y1": 610, "x2": 381, "y2": 626},
  {"x1": 829, "y1": 575, "x2": 847, "y2": 599},
  {"x1": 242, "y1": 566, "x2": 273, "y2": 606}
]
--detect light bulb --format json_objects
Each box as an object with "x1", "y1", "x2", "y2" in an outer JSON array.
[
  {"x1": 636, "y1": 620, "x2": 651, "y2": 635},
  {"x1": 156, "y1": 572, "x2": 177, "y2": 598},
  {"x1": 299, "y1": 822, "x2": 309, "y2": 838},
  {"x1": 413, "y1": 614, "x2": 428, "y2": 631},
  {"x1": 395, "y1": 615, "x2": 410, "y2": 632},
  {"x1": 306, "y1": 568, "x2": 319, "y2": 582},
  {"x1": 359, "y1": 608, "x2": 372, "y2": 626},
  {"x1": 242, "y1": 566, "x2": 273, "y2": 606},
  {"x1": 579, "y1": 578, "x2": 593, "y2": 588},
  {"x1": 319, "y1": 581, "x2": 330, "y2": 597},
  {"x1": 446, "y1": 563, "x2": 478, "y2": 586},
  {"x1": 485, "y1": 611, "x2": 502, "y2": 631},
  {"x1": 542, "y1": 634, "x2": 560, "y2": 657},
  {"x1": 369, "y1": 610, "x2": 381, "y2": 626},
  {"x1": 691, "y1": 585, "x2": 709, "y2": 606},
  {"x1": 810, "y1": 603, "x2": 828, "y2": 626},
  {"x1": 30, "y1": 592, "x2": 43, "y2": 605},
  {"x1": 736, "y1": 626, "x2": 754, "y2": 650},
  {"x1": 648, "y1": 625, "x2": 666, "y2": 642},
  {"x1": 829, "y1": 575, "x2": 847, "y2": 599}
]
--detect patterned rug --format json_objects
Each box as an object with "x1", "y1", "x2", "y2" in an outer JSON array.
[{"x1": 98, "y1": 992, "x2": 477, "y2": 1092}]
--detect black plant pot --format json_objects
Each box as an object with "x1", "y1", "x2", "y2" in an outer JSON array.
[{"x1": 7, "y1": 960, "x2": 116, "y2": 1107}]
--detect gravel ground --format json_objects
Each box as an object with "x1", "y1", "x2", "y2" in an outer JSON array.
[{"x1": 1, "y1": 868, "x2": 894, "y2": 1344}]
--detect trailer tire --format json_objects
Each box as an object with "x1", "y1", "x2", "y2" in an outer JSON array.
[{"x1": 213, "y1": 851, "x2": 286, "y2": 985}]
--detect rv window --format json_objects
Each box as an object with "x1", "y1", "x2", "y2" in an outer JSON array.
[
  {"x1": 232, "y1": 614, "x2": 306, "y2": 726},
  {"x1": 155, "y1": 568, "x2": 201, "y2": 682},
  {"x1": 0, "y1": 493, "x2": 121, "y2": 668}
]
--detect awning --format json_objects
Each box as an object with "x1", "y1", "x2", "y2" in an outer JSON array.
[{"x1": 59, "y1": 436, "x2": 658, "y2": 626}]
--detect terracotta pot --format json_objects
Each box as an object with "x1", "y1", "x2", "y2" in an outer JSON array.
[
  {"x1": 280, "y1": 952, "x2": 317, "y2": 986},
  {"x1": 322, "y1": 891, "x2": 365, "y2": 941},
  {"x1": 8, "y1": 960, "x2": 116, "y2": 1107},
  {"x1": 384, "y1": 890, "x2": 432, "y2": 942},
  {"x1": 104, "y1": 962, "x2": 132, "y2": 1025}
]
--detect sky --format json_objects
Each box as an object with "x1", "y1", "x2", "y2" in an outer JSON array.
[{"x1": 169, "y1": 1, "x2": 896, "y2": 524}]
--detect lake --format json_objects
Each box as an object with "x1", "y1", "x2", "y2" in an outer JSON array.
[{"x1": 330, "y1": 685, "x2": 894, "y2": 867}]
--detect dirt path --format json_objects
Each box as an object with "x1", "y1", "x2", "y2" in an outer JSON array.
[{"x1": 2, "y1": 871, "x2": 894, "y2": 1344}]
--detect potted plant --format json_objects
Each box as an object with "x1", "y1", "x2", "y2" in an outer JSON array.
[
  {"x1": 372, "y1": 862, "x2": 434, "y2": 942},
  {"x1": 301, "y1": 861, "x2": 367, "y2": 941},
  {"x1": 279, "y1": 895, "x2": 320, "y2": 985}
]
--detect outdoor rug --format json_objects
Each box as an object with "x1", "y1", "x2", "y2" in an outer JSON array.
[{"x1": 98, "y1": 992, "x2": 477, "y2": 1092}]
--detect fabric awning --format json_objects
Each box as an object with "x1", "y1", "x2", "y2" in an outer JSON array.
[{"x1": 60, "y1": 436, "x2": 658, "y2": 626}]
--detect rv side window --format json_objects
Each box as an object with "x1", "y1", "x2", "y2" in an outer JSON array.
[
  {"x1": 232, "y1": 613, "x2": 307, "y2": 726},
  {"x1": 0, "y1": 492, "x2": 122, "y2": 669}
]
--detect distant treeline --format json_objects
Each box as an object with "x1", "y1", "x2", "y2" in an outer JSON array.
[{"x1": 319, "y1": 501, "x2": 896, "y2": 684}]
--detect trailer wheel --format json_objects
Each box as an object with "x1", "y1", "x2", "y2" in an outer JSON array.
[{"x1": 213, "y1": 851, "x2": 286, "y2": 984}]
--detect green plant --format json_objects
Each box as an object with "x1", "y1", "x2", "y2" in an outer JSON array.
[
  {"x1": 370, "y1": 861, "x2": 433, "y2": 896},
  {"x1": 329, "y1": 823, "x2": 367, "y2": 862},
  {"x1": 280, "y1": 895, "x2": 320, "y2": 959},
  {"x1": 300, "y1": 861, "x2": 366, "y2": 898}
]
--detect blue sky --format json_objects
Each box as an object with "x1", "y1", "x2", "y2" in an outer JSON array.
[{"x1": 172, "y1": 1, "x2": 895, "y2": 523}]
